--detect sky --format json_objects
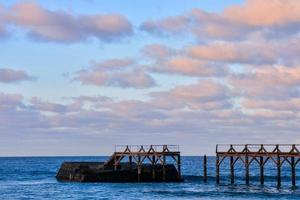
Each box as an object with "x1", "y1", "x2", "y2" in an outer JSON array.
[{"x1": 0, "y1": 0, "x2": 300, "y2": 156}]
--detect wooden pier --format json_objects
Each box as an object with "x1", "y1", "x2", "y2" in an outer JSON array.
[
  {"x1": 211, "y1": 144, "x2": 300, "y2": 187},
  {"x1": 109, "y1": 145, "x2": 182, "y2": 182},
  {"x1": 56, "y1": 144, "x2": 182, "y2": 182}
]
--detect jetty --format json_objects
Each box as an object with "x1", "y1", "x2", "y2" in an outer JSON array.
[
  {"x1": 204, "y1": 144, "x2": 300, "y2": 187},
  {"x1": 56, "y1": 145, "x2": 183, "y2": 182}
]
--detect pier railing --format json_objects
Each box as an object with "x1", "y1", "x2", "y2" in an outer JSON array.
[
  {"x1": 216, "y1": 144, "x2": 300, "y2": 155},
  {"x1": 115, "y1": 144, "x2": 180, "y2": 153}
]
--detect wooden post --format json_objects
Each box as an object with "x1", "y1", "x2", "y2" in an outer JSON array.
[
  {"x1": 292, "y1": 156, "x2": 296, "y2": 187},
  {"x1": 178, "y1": 154, "x2": 181, "y2": 180},
  {"x1": 216, "y1": 155, "x2": 220, "y2": 184},
  {"x1": 260, "y1": 156, "x2": 264, "y2": 185},
  {"x1": 138, "y1": 155, "x2": 141, "y2": 182},
  {"x1": 152, "y1": 155, "x2": 156, "y2": 180},
  {"x1": 203, "y1": 155, "x2": 207, "y2": 182},
  {"x1": 245, "y1": 145, "x2": 249, "y2": 185},
  {"x1": 163, "y1": 154, "x2": 166, "y2": 182},
  {"x1": 114, "y1": 154, "x2": 117, "y2": 171},
  {"x1": 277, "y1": 145, "x2": 281, "y2": 187},
  {"x1": 230, "y1": 156, "x2": 234, "y2": 184},
  {"x1": 129, "y1": 155, "x2": 132, "y2": 169}
]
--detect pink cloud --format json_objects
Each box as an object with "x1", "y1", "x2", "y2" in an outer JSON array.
[
  {"x1": 0, "y1": 68, "x2": 35, "y2": 83},
  {"x1": 2, "y1": 2, "x2": 133, "y2": 43},
  {"x1": 0, "y1": 92, "x2": 23, "y2": 110},
  {"x1": 224, "y1": 0, "x2": 300, "y2": 26},
  {"x1": 230, "y1": 66, "x2": 300, "y2": 98},
  {"x1": 91, "y1": 58, "x2": 135, "y2": 70},
  {"x1": 141, "y1": 1, "x2": 300, "y2": 40},
  {"x1": 142, "y1": 44, "x2": 174, "y2": 60},
  {"x1": 74, "y1": 58, "x2": 155, "y2": 88},
  {"x1": 242, "y1": 98, "x2": 300, "y2": 111},
  {"x1": 151, "y1": 80, "x2": 231, "y2": 110},
  {"x1": 154, "y1": 56, "x2": 225, "y2": 76},
  {"x1": 188, "y1": 41, "x2": 276, "y2": 65},
  {"x1": 140, "y1": 15, "x2": 189, "y2": 35}
]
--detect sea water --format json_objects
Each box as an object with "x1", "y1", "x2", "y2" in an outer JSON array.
[{"x1": 1, "y1": 156, "x2": 300, "y2": 199}]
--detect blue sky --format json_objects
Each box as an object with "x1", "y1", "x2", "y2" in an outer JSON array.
[
  {"x1": 0, "y1": 0, "x2": 243, "y2": 101},
  {"x1": 0, "y1": 0, "x2": 300, "y2": 156}
]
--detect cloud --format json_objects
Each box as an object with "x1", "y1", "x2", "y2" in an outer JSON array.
[
  {"x1": 187, "y1": 41, "x2": 276, "y2": 65},
  {"x1": 30, "y1": 97, "x2": 68, "y2": 114},
  {"x1": 140, "y1": 15, "x2": 189, "y2": 36},
  {"x1": 230, "y1": 66, "x2": 300, "y2": 99},
  {"x1": 152, "y1": 56, "x2": 226, "y2": 77},
  {"x1": 150, "y1": 80, "x2": 232, "y2": 110},
  {"x1": 0, "y1": 92, "x2": 23, "y2": 110},
  {"x1": 223, "y1": 0, "x2": 300, "y2": 26},
  {"x1": 242, "y1": 98, "x2": 300, "y2": 111},
  {"x1": 0, "y1": 68, "x2": 35, "y2": 83},
  {"x1": 74, "y1": 58, "x2": 155, "y2": 88},
  {"x1": 1, "y1": 2, "x2": 133, "y2": 43},
  {"x1": 91, "y1": 58, "x2": 135, "y2": 70},
  {"x1": 142, "y1": 44, "x2": 174, "y2": 60},
  {"x1": 141, "y1": 0, "x2": 300, "y2": 40},
  {"x1": 1, "y1": 88, "x2": 300, "y2": 155}
]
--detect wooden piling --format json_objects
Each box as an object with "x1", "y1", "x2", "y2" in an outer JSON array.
[
  {"x1": 129, "y1": 156, "x2": 132, "y2": 169},
  {"x1": 260, "y1": 156, "x2": 264, "y2": 185},
  {"x1": 138, "y1": 154, "x2": 141, "y2": 182},
  {"x1": 178, "y1": 154, "x2": 181, "y2": 180},
  {"x1": 245, "y1": 146, "x2": 249, "y2": 185},
  {"x1": 216, "y1": 155, "x2": 220, "y2": 184},
  {"x1": 203, "y1": 155, "x2": 207, "y2": 182},
  {"x1": 230, "y1": 155, "x2": 234, "y2": 184},
  {"x1": 114, "y1": 154, "x2": 117, "y2": 171},
  {"x1": 277, "y1": 151, "x2": 281, "y2": 187},
  {"x1": 163, "y1": 155, "x2": 166, "y2": 182},
  {"x1": 292, "y1": 156, "x2": 296, "y2": 186},
  {"x1": 276, "y1": 144, "x2": 281, "y2": 187},
  {"x1": 152, "y1": 155, "x2": 156, "y2": 180}
]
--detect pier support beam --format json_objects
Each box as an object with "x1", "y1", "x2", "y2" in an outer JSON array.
[
  {"x1": 152, "y1": 155, "x2": 156, "y2": 180},
  {"x1": 277, "y1": 148, "x2": 281, "y2": 187},
  {"x1": 260, "y1": 156, "x2": 264, "y2": 185},
  {"x1": 178, "y1": 155, "x2": 181, "y2": 180},
  {"x1": 137, "y1": 155, "x2": 141, "y2": 182},
  {"x1": 245, "y1": 154, "x2": 249, "y2": 185},
  {"x1": 230, "y1": 156, "x2": 234, "y2": 184},
  {"x1": 203, "y1": 155, "x2": 207, "y2": 182},
  {"x1": 216, "y1": 155, "x2": 220, "y2": 184},
  {"x1": 163, "y1": 155, "x2": 166, "y2": 182},
  {"x1": 129, "y1": 156, "x2": 132, "y2": 169},
  {"x1": 292, "y1": 156, "x2": 296, "y2": 187}
]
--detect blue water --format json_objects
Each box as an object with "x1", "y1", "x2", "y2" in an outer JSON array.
[{"x1": 1, "y1": 156, "x2": 300, "y2": 199}]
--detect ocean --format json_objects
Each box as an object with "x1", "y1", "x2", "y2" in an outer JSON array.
[{"x1": 1, "y1": 156, "x2": 300, "y2": 199}]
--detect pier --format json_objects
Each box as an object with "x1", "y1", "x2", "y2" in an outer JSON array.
[
  {"x1": 110, "y1": 145, "x2": 182, "y2": 182},
  {"x1": 56, "y1": 144, "x2": 182, "y2": 182},
  {"x1": 210, "y1": 144, "x2": 300, "y2": 187}
]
